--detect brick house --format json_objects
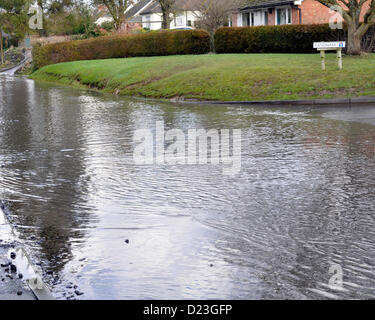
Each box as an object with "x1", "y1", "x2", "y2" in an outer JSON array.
[{"x1": 230, "y1": 0, "x2": 356, "y2": 27}]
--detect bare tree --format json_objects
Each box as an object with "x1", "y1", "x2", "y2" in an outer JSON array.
[
  {"x1": 92, "y1": 0, "x2": 134, "y2": 30},
  {"x1": 157, "y1": 0, "x2": 175, "y2": 29},
  {"x1": 193, "y1": 0, "x2": 246, "y2": 33},
  {"x1": 316, "y1": 0, "x2": 375, "y2": 55},
  {"x1": 191, "y1": 0, "x2": 245, "y2": 47}
]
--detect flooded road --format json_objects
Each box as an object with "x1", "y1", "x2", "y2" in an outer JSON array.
[{"x1": 1, "y1": 74, "x2": 375, "y2": 299}]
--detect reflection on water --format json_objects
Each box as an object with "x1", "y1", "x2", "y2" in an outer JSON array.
[{"x1": 1, "y1": 75, "x2": 375, "y2": 299}]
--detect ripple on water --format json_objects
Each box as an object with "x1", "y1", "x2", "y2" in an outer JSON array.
[{"x1": 1, "y1": 76, "x2": 375, "y2": 299}]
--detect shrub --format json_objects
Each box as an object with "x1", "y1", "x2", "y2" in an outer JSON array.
[
  {"x1": 100, "y1": 21, "x2": 115, "y2": 32},
  {"x1": 214, "y1": 24, "x2": 345, "y2": 54},
  {"x1": 32, "y1": 30, "x2": 211, "y2": 69}
]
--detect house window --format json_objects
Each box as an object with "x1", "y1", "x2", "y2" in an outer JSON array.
[
  {"x1": 243, "y1": 13, "x2": 250, "y2": 26},
  {"x1": 144, "y1": 15, "x2": 151, "y2": 29},
  {"x1": 276, "y1": 8, "x2": 292, "y2": 25},
  {"x1": 176, "y1": 15, "x2": 184, "y2": 26},
  {"x1": 264, "y1": 11, "x2": 268, "y2": 25},
  {"x1": 187, "y1": 20, "x2": 192, "y2": 27},
  {"x1": 251, "y1": 12, "x2": 255, "y2": 26}
]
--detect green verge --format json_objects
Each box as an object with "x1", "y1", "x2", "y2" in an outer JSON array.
[{"x1": 30, "y1": 53, "x2": 375, "y2": 102}]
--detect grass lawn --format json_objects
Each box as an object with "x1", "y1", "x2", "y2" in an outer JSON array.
[{"x1": 30, "y1": 53, "x2": 375, "y2": 102}]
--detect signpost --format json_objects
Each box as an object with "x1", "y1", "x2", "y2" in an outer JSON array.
[{"x1": 313, "y1": 41, "x2": 346, "y2": 70}]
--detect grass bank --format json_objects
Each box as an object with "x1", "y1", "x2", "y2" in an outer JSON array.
[{"x1": 30, "y1": 53, "x2": 375, "y2": 102}]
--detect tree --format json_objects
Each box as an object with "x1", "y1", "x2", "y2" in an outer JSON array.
[
  {"x1": 316, "y1": 0, "x2": 375, "y2": 55},
  {"x1": 92, "y1": 0, "x2": 134, "y2": 30},
  {"x1": 47, "y1": 0, "x2": 75, "y2": 13},
  {"x1": 191, "y1": 0, "x2": 245, "y2": 48},
  {"x1": 192, "y1": 0, "x2": 237, "y2": 34},
  {"x1": 0, "y1": 0, "x2": 29, "y2": 63},
  {"x1": 158, "y1": 0, "x2": 175, "y2": 29}
]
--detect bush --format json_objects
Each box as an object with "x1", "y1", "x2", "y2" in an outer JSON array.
[
  {"x1": 214, "y1": 24, "x2": 345, "y2": 54},
  {"x1": 100, "y1": 21, "x2": 115, "y2": 32},
  {"x1": 32, "y1": 29, "x2": 211, "y2": 69}
]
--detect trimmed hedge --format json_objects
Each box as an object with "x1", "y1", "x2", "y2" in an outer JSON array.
[
  {"x1": 33, "y1": 29, "x2": 210, "y2": 69},
  {"x1": 214, "y1": 24, "x2": 345, "y2": 54}
]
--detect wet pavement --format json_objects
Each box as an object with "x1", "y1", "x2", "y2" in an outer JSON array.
[{"x1": 0, "y1": 208, "x2": 35, "y2": 300}]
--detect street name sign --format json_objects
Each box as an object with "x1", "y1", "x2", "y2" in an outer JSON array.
[{"x1": 313, "y1": 42, "x2": 346, "y2": 70}]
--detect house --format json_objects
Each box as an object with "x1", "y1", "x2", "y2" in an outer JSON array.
[
  {"x1": 95, "y1": 1, "x2": 153, "y2": 31},
  {"x1": 95, "y1": 0, "x2": 200, "y2": 31},
  {"x1": 229, "y1": 0, "x2": 354, "y2": 27},
  {"x1": 139, "y1": 0, "x2": 200, "y2": 30}
]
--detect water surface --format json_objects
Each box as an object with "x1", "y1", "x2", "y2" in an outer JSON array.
[{"x1": 1, "y1": 75, "x2": 375, "y2": 299}]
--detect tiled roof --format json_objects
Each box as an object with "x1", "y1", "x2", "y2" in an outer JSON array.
[
  {"x1": 240, "y1": 0, "x2": 295, "y2": 10},
  {"x1": 125, "y1": 0, "x2": 154, "y2": 18},
  {"x1": 140, "y1": 0, "x2": 194, "y2": 15}
]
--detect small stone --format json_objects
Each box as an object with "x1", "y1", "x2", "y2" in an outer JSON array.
[
  {"x1": 17, "y1": 291, "x2": 22, "y2": 296},
  {"x1": 74, "y1": 290, "x2": 84, "y2": 296},
  {"x1": 18, "y1": 273, "x2": 23, "y2": 279},
  {"x1": 124, "y1": 239, "x2": 130, "y2": 244},
  {"x1": 209, "y1": 264, "x2": 214, "y2": 267},
  {"x1": 10, "y1": 252, "x2": 16, "y2": 259},
  {"x1": 73, "y1": 285, "x2": 78, "y2": 289},
  {"x1": 46, "y1": 271, "x2": 53, "y2": 275}
]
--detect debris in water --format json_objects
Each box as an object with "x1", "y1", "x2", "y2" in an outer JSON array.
[
  {"x1": 10, "y1": 264, "x2": 17, "y2": 273},
  {"x1": 74, "y1": 290, "x2": 84, "y2": 296}
]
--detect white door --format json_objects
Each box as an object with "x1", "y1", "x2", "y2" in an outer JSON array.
[{"x1": 254, "y1": 11, "x2": 262, "y2": 26}]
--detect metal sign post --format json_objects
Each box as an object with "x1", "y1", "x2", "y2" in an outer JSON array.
[{"x1": 313, "y1": 42, "x2": 346, "y2": 70}]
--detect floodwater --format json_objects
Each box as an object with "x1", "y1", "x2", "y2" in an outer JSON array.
[{"x1": 0, "y1": 74, "x2": 375, "y2": 300}]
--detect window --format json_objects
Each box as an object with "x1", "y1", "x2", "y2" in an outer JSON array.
[
  {"x1": 144, "y1": 15, "x2": 151, "y2": 29},
  {"x1": 176, "y1": 15, "x2": 184, "y2": 26},
  {"x1": 251, "y1": 13, "x2": 254, "y2": 26},
  {"x1": 187, "y1": 20, "x2": 192, "y2": 27},
  {"x1": 264, "y1": 11, "x2": 268, "y2": 25},
  {"x1": 276, "y1": 8, "x2": 292, "y2": 25},
  {"x1": 243, "y1": 13, "x2": 250, "y2": 26}
]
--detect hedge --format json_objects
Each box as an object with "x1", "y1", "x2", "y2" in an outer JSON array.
[
  {"x1": 214, "y1": 24, "x2": 345, "y2": 54},
  {"x1": 33, "y1": 29, "x2": 210, "y2": 69}
]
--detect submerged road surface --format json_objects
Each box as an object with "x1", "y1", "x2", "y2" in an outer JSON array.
[{"x1": 1, "y1": 74, "x2": 375, "y2": 299}]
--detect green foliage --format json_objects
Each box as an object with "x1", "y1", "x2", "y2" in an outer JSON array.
[
  {"x1": 32, "y1": 29, "x2": 211, "y2": 69},
  {"x1": 214, "y1": 24, "x2": 345, "y2": 53},
  {"x1": 100, "y1": 21, "x2": 115, "y2": 32},
  {"x1": 0, "y1": 0, "x2": 29, "y2": 42},
  {"x1": 44, "y1": 4, "x2": 98, "y2": 37}
]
